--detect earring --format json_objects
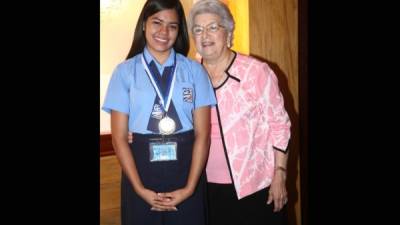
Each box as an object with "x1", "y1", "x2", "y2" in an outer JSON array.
[{"x1": 227, "y1": 34, "x2": 232, "y2": 48}]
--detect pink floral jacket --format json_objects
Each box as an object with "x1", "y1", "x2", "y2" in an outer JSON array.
[{"x1": 213, "y1": 52, "x2": 291, "y2": 199}]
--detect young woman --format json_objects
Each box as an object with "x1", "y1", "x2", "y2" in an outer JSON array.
[{"x1": 102, "y1": 1, "x2": 216, "y2": 224}]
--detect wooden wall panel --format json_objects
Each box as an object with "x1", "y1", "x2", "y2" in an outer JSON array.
[
  {"x1": 249, "y1": 1, "x2": 301, "y2": 225},
  {"x1": 100, "y1": 208, "x2": 120, "y2": 225},
  {"x1": 100, "y1": 156, "x2": 121, "y2": 225},
  {"x1": 100, "y1": 134, "x2": 114, "y2": 157},
  {"x1": 100, "y1": 155, "x2": 121, "y2": 184},
  {"x1": 100, "y1": 182, "x2": 121, "y2": 210},
  {"x1": 250, "y1": 0, "x2": 298, "y2": 102}
]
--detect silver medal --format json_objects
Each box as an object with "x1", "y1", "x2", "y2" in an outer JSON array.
[
  {"x1": 159, "y1": 116, "x2": 176, "y2": 135},
  {"x1": 142, "y1": 54, "x2": 179, "y2": 135}
]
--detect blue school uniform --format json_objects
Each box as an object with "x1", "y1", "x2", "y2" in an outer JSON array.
[{"x1": 102, "y1": 47, "x2": 216, "y2": 225}]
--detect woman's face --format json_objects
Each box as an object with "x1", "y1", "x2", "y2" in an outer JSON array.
[
  {"x1": 144, "y1": 9, "x2": 179, "y2": 59},
  {"x1": 192, "y1": 13, "x2": 229, "y2": 61}
]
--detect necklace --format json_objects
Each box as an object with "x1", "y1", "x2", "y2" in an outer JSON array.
[
  {"x1": 205, "y1": 51, "x2": 233, "y2": 87},
  {"x1": 211, "y1": 73, "x2": 227, "y2": 87}
]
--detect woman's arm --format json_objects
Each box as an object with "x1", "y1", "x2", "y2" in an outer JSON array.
[
  {"x1": 267, "y1": 149, "x2": 288, "y2": 212},
  {"x1": 258, "y1": 63, "x2": 290, "y2": 211},
  {"x1": 111, "y1": 111, "x2": 143, "y2": 192},
  {"x1": 185, "y1": 105, "x2": 211, "y2": 192}
]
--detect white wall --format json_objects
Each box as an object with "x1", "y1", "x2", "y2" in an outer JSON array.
[
  {"x1": 100, "y1": 0, "x2": 147, "y2": 133},
  {"x1": 100, "y1": 73, "x2": 112, "y2": 133}
]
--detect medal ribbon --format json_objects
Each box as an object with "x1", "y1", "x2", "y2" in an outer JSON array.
[{"x1": 141, "y1": 53, "x2": 177, "y2": 113}]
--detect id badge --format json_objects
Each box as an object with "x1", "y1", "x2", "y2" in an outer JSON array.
[{"x1": 149, "y1": 142, "x2": 177, "y2": 162}]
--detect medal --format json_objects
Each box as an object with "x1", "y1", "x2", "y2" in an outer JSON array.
[
  {"x1": 142, "y1": 52, "x2": 179, "y2": 135},
  {"x1": 159, "y1": 116, "x2": 176, "y2": 135}
]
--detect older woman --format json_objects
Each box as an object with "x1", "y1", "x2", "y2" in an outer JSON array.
[{"x1": 188, "y1": 1, "x2": 291, "y2": 225}]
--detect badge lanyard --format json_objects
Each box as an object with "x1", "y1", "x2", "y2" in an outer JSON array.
[{"x1": 141, "y1": 53, "x2": 178, "y2": 114}]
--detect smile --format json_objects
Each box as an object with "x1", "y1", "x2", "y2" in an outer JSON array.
[
  {"x1": 154, "y1": 37, "x2": 168, "y2": 43},
  {"x1": 201, "y1": 42, "x2": 214, "y2": 47}
]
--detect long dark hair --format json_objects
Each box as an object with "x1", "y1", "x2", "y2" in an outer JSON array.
[{"x1": 126, "y1": 0, "x2": 189, "y2": 59}]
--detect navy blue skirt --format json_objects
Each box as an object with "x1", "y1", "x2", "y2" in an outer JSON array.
[{"x1": 121, "y1": 130, "x2": 207, "y2": 225}]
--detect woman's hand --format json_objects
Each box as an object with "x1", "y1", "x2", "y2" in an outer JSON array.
[
  {"x1": 128, "y1": 132, "x2": 133, "y2": 143},
  {"x1": 153, "y1": 187, "x2": 194, "y2": 211},
  {"x1": 267, "y1": 169, "x2": 288, "y2": 212},
  {"x1": 136, "y1": 188, "x2": 178, "y2": 211}
]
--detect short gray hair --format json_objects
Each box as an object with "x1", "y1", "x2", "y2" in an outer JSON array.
[{"x1": 189, "y1": 0, "x2": 235, "y2": 44}]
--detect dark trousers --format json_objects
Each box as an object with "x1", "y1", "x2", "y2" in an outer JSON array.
[
  {"x1": 207, "y1": 182, "x2": 288, "y2": 225},
  {"x1": 121, "y1": 131, "x2": 207, "y2": 225}
]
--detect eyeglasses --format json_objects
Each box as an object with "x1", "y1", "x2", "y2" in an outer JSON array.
[{"x1": 192, "y1": 22, "x2": 224, "y2": 36}]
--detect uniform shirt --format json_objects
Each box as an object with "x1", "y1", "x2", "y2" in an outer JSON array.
[{"x1": 102, "y1": 47, "x2": 217, "y2": 134}]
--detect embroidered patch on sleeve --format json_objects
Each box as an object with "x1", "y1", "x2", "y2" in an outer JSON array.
[{"x1": 183, "y1": 88, "x2": 193, "y2": 103}]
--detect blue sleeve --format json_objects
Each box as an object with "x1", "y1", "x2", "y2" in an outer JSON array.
[
  {"x1": 102, "y1": 64, "x2": 130, "y2": 114},
  {"x1": 193, "y1": 62, "x2": 217, "y2": 109}
]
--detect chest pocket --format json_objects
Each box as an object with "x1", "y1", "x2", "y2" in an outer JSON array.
[{"x1": 174, "y1": 82, "x2": 194, "y2": 112}]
